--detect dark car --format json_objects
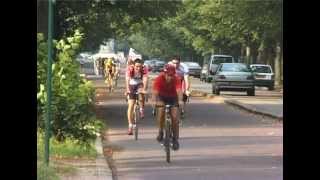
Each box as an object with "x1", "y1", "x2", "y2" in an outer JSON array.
[
  {"x1": 212, "y1": 63, "x2": 255, "y2": 96},
  {"x1": 144, "y1": 60, "x2": 154, "y2": 72},
  {"x1": 183, "y1": 62, "x2": 201, "y2": 78},
  {"x1": 153, "y1": 60, "x2": 166, "y2": 72}
]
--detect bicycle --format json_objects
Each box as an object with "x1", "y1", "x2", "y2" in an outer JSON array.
[{"x1": 155, "y1": 104, "x2": 179, "y2": 163}]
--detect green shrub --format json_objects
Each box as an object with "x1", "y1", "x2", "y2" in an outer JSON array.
[
  {"x1": 37, "y1": 161, "x2": 60, "y2": 180},
  {"x1": 37, "y1": 30, "x2": 103, "y2": 144}
]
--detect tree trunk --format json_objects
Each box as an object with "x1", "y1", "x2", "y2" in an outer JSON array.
[
  {"x1": 246, "y1": 45, "x2": 251, "y2": 64},
  {"x1": 257, "y1": 41, "x2": 265, "y2": 64},
  {"x1": 240, "y1": 44, "x2": 245, "y2": 63},
  {"x1": 251, "y1": 45, "x2": 258, "y2": 64},
  {"x1": 280, "y1": 49, "x2": 283, "y2": 84},
  {"x1": 274, "y1": 42, "x2": 281, "y2": 86}
]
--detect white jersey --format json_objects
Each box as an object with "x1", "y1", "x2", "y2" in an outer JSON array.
[
  {"x1": 129, "y1": 73, "x2": 143, "y2": 85},
  {"x1": 168, "y1": 61, "x2": 189, "y2": 78}
]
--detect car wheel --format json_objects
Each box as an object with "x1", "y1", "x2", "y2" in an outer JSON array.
[
  {"x1": 247, "y1": 88, "x2": 255, "y2": 96},
  {"x1": 215, "y1": 88, "x2": 220, "y2": 95},
  {"x1": 212, "y1": 86, "x2": 220, "y2": 95},
  {"x1": 268, "y1": 85, "x2": 274, "y2": 91}
]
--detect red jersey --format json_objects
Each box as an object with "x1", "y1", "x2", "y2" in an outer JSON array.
[
  {"x1": 125, "y1": 64, "x2": 148, "y2": 79},
  {"x1": 153, "y1": 72, "x2": 181, "y2": 97}
]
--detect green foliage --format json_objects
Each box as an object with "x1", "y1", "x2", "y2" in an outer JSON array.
[
  {"x1": 37, "y1": 30, "x2": 104, "y2": 144},
  {"x1": 128, "y1": 18, "x2": 202, "y2": 61},
  {"x1": 171, "y1": 0, "x2": 282, "y2": 56},
  {"x1": 37, "y1": 130, "x2": 98, "y2": 160},
  {"x1": 37, "y1": 162, "x2": 60, "y2": 180},
  {"x1": 38, "y1": 0, "x2": 182, "y2": 51}
]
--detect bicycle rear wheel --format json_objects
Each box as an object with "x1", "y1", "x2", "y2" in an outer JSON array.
[{"x1": 134, "y1": 125, "x2": 138, "y2": 141}]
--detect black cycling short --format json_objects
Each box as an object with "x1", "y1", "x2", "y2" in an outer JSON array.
[
  {"x1": 128, "y1": 84, "x2": 143, "y2": 100},
  {"x1": 158, "y1": 96, "x2": 178, "y2": 106}
]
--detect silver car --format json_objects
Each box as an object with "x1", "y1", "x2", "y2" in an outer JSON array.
[
  {"x1": 250, "y1": 64, "x2": 274, "y2": 90},
  {"x1": 212, "y1": 63, "x2": 255, "y2": 96},
  {"x1": 183, "y1": 62, "x2": 202, "y2": 78}
]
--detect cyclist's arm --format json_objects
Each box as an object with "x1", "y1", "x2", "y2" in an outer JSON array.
[
  {"x1": 152, "y1": 77, "x2": 160, "y2": 103},
  {"x1": 184, "y1": 74, "x2": 190, "y2": 91},
  {"x1": 183, "y1": 64, "x2": 190, "y2": 92},
  {"x1": 176, "y1": 77, "x2": 183, "y2": 103},
  {"x1": 125, "y1": 71, "x2": 131, "y2": 93},
  {"x1": 142, "y1": 76, "x2": 148, "y2": 93},
  {"x1": 152, "y1": 90, "x2": 159, "y2": 103}
]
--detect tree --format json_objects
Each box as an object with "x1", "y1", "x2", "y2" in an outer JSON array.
[{"x1": 37, "y1": 0, "x2": 182, "y2": 52}]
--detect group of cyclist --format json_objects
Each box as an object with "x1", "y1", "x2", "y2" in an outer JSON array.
[
  {"x1": 107, "y1": 55, "x2": 190, "y2": 151},
  {"x1": 100, "y1": 57, "x2": 120, "y2": 92}
]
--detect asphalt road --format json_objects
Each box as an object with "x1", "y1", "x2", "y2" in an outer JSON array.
[{"x1": 93, "y1": 73, "x2": 283, "y2": 180}]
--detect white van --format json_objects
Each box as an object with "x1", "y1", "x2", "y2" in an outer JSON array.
[{"x1": 201, "y1": 54, "x2": 234, "y2": 82}]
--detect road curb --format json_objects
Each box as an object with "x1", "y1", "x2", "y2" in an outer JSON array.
[
  {"x1": 224, "y1": 99, "x2": 283, "y2": 120},
  {"x1": 95, "y1": 137, "x2": 113, "y2": 180}
]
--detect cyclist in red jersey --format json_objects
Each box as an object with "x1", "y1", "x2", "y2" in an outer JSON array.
[
  {"x1": 152, "y1": 64, "x2": 182, "y2": 150},
  {"x1": 125, "y1": 58, "x2": 149, "y2": 135}
]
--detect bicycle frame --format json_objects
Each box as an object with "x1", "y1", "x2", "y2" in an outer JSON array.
[
  {"x1": 164, "y1": 104, "x2": 173, "y2": 163},
  {"x1": 133, "y1": 96, "x2": 140, "y2": 141}
]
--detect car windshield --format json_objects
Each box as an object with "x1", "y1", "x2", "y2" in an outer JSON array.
[
  {"x1": 220, "y1": 64, "x2": 251, "y2": 72},
  {"x1": 213, "y1": 57, "x2": 233, "y2": 64},
  {"x1": 185, "y1": 62, "x2": 200, "y2": 67},
  {"x1": 251, "y1": 66, "x2": 271, "y2": 73},
  {"x1": 156, "y1": 61, "x2": 165, "y2": 65}
]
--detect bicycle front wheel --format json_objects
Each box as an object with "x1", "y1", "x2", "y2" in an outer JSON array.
[
  {"x1": 134, "y1": 106, "x2": 139, "y2": 141},
  {"x1": 165, "y1": 121, "x2": 171, "y2": 163}
]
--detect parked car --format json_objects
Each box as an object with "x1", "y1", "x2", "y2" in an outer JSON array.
[
  {"x1": 153, "y1": 60, "x2": 166, "y2": 72},
  {"x1": 250, "y1": 64, "x2": 274, "y2": 90},
  {"x1": 183, "y1": 62, "x2": 201, "y2": 78},
  {"x1": 144, "y1": 60, "x2": 155, "y2": 72},
  {"x1": 202, "y1": 54, "x2": 234, "y2": 82},
  {"x1": 212, "y1": 63, "x2": 255, "y2": 96}
]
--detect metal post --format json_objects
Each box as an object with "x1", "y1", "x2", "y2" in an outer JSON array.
[{"x1": 45, "y1": 0, "x2": 55, "y2": 165}]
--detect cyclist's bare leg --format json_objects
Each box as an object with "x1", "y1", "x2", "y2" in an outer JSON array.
[
  {"x1": 170, "y1": 107, "x2": 179, "y2": 138},
  {"x1": 170, "y1": 106, "x2": 180, "y2": 150},
  {"x1": 138, "y1": 93, "x2": 145, "y2": 118},
  {"x1": 127, "y1": 99, "x2": 135, "y2": 128},
  {"x1": 156, "y1": 105, "x2": 165, "y2": 130},
  {"x1": 107, "y1": 72, "x2": 114, "y2": 91},
  {"x1": 156, "y1": 101, "x2": 165, "y2": 130},
  {"x1": 156, "y1": 102, "x2": 165, "y2": 142}
]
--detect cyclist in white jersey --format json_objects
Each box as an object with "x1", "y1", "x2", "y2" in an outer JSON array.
[{"x1": 168, "y1": 56, "x2": 191, "y2": 115}]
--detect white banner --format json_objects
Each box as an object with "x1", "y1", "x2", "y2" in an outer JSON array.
[{"x1": 128, "y1": 48, "x2": 142, "y2": 60}]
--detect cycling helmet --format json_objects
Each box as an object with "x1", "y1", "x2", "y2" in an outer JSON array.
[{"x1": 106, "y1": 58, "x2": 113, "y2": 65}]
